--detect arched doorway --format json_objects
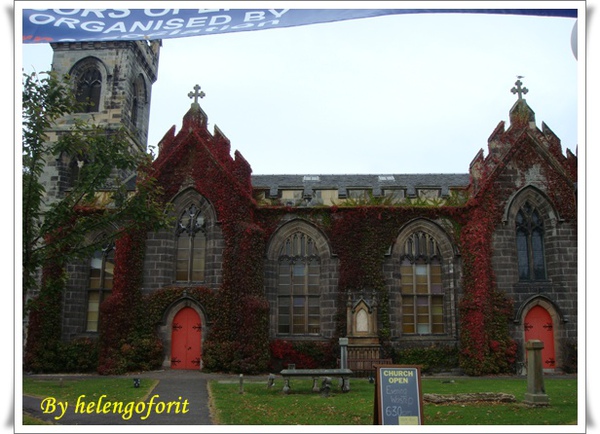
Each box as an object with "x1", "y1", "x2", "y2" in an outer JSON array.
[
  {"x1": 524, "y1": 305, "x2": 556, "y2": 370},
  {"x1": 171, "y1": 307, "x2": 202, "y2": 369}
]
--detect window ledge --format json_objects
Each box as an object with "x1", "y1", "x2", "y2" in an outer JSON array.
[
  {"x1": 396, "y1": 334, "x2": 453, "y2": 340},
  {"x1": 513, "y1": 280, "x2": 553, "y2": 292},
  {"x1": 275, "y1": 335, "x2": 324, "y2": 341}
]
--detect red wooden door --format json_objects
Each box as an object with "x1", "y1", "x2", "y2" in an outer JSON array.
[
  {"x1": 524, "y1": 305, "x2": 556, "y2": 369},
  {"x1": 171, "y1": 307, "x2": 202, "y2": 369}
]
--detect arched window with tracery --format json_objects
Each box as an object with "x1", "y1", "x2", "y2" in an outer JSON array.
[
  {"x1": 400, "y1": 231, "x2": 444, "y2": 334},
  {"x1": 516, "y1": 202, "x2": 546, "y2": 280},
  {"x1": 277, "y1": 232, "x2": 320, "y2": 335},
  {"x1": 176, "y1": 204, "x2": 206, "y2": 282},
  {"x1": 86, "y1": 243, "x2": 114, "y2": 332},
  {"x1": 75, "y1": 67, "x2": 102, "y2": 113}
]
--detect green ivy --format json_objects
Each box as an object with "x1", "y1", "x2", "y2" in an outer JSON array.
[
  {"x1": 561, "y1": 339, "x2": 577, "y2": 374},
  {"x1": 24, "y1": 253, "x2": 66, "y2": 373},
  {"x1": 392, "y1": 344, "x2": 459, "y2": 374},
  {"x1": 27, "y1": 101, "x2": 576, "y2": 377},
  {"x1": 97, "y1": 228, "x2": 146, "y2": 374},
  {"x1": 56, "y1": 338, "x2": 99, "y2": 373},
  {"x1": 152, "y1": 109, "x2": 271, "y2": 374},
  {"x1": 269, "y1": 339, "x2": 337, "y2": 372}
]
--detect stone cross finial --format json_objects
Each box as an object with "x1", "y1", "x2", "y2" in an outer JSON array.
[
  {"x1": 188, "y1": 84, "x2": 206, "y2": 104},
  {"x1": 511, "y1": 79, "x2": 529, "y2": 100}
]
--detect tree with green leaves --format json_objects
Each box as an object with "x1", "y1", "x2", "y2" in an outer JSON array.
[{"x1": 22, "y1": 71, "x2": 169, "y2": 372}]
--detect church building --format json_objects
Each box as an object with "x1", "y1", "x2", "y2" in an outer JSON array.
[{"x1": 26, "y1": 39, "x2": 578, "y2": 376}]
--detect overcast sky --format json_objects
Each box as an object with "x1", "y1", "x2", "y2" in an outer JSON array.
[{"x1": 20, "y1": 4, "x2": 580, "y2": 176}]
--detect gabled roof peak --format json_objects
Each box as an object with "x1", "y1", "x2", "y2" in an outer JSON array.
[
  {"x1": 509, "y1": 98, "x2": 536, "y2": 129},
  {"x1": 181, "y1": 84, "x2": 209, "y2": 131},
  {"x1": 508, "y1": 78, "x2": 535, "y2": 129}
]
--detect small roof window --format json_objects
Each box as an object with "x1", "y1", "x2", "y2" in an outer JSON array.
[
  {"x1": 378, "y1": 175, "x2": 395, "y2": 181},
  {"x1": 303, "y1": 175, "x2": 320, "y2": 182}
]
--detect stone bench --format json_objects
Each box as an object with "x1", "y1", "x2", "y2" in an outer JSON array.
[{"x1": 279, "y1": 368, "x2": 353, "y2": 394}]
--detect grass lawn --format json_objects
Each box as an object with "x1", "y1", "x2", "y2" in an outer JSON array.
[
  {"x1": 23, "y1": 377, "x2": 158, "y2": 403},
  {"x1": 22, "y1": 375, "x2": 578, "y2": 426},
  {"x1": 22, "y1": 376, "x2": 158, "y2": 424},
  {"x1": 22, "y1": 413, "x2": 53, "y2": 425},
  {"x1": 209, "y1": 376, "x2": 578, "y2": 425}
]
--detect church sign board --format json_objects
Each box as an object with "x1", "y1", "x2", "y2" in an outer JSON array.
[{"x1": 373, "y1": 365, "x2": 424, "y2": 425}]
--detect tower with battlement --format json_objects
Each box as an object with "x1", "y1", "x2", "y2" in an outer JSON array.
[{"x1": 37, "y1": 40, "x2": 161, "y2": 205}]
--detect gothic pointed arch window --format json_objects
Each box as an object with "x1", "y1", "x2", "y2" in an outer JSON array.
[
  {"x1": 516, "y1": 202, "x2": 546, "y2": 280},
  {"x1": 176, "y1": 204, "x2": 206, "y2": 282},
  {"x1": 67, "y1": 156, "x2": 87, "y2": 188},
  {"x1": 400, "y1": 231, "x2": 444, "y2": 334},
  {"x1": 131, "y1": 92, "x2": 138, "y2": 127},
  {"x1": 86, "y1": 243, "x2": 114, "y2": 332},
  {"x1": 75, "y1": 66, "x2": 102, "y2": 113},
  {"x1": 277, "y1": 232, "x2": 320, "y2": 335},
  {"x1": 68, "y1": 157, "x2": 81, "y2": 188},
  {"x1": 131, "y1": 75, "x2": 146, "y2": 128}
]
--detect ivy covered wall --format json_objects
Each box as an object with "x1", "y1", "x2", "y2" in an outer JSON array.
[{"x1": 26, "y1": 99, "x2": 577, "y2": 376}]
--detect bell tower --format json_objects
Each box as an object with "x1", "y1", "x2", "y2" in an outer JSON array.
[{"x1": 39, "y1": 39, "x2": 161, "y2": 204}]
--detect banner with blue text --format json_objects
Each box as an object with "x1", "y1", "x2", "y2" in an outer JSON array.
[{"x1": 22, "y1": 8, "x2": 577, "y2": 44}]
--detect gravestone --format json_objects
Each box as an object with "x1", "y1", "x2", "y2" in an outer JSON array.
[{"x1": 523, "y1": 340, "x2": 550, "y2": 406}]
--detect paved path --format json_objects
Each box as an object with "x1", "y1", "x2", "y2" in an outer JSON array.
[{"x1": 23, "y1": 370, "x2": 258, "y2": 426}]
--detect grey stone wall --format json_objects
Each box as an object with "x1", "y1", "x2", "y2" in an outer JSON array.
[
  {"x1": 142, "y1": 228, "x2": 176, "y2": 290},
  {"x1": 141, "y1": 222, "x2": 225, "y2": 291},
  {"x1": 491, "y1": 167, "x2": 577, "y2": 370},
  {"x1": 142, "y1": 193, "x2": 224, "y2": 292},
  {"x1": 49, "y1": 41, "x2": 159, "y2": 151},
  {"x1": 38, "y1": 41, "x2": 160, "y2": 211}
]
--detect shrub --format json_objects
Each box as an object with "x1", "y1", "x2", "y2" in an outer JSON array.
[
  {"x1": 269, "y1": 339, "x2": 336, "y2": 372},
  {"x1": 202, "y1": 340, "x2": 237, "y2": 373},
  {"x1": 561, "y1": 339, "x2": 577, "y2": 374},
  {"x1": 58, "y1": 338, "x2": 99, "y2": 373},
  {"x1": 392, "y1": 344, "x2": 459, "y2": 374},
  {"x1": 25, "y1": 337, "x2": 99, "y2": 374},
  {"x1": 125, "y1": 336, "x2": 164, "y2": 372}
]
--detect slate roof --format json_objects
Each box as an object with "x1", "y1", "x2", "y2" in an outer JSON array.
[
  {"x1": 124, "y1": 173, "x2": 472, "y2": 196},
  {"x1": 251, "y1": 173, "x2": 471, "y2": 198}
]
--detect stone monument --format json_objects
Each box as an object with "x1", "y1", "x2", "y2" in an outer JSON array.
[{"x1": 523, "y1": 339, "x2": 550, "y2": 406}]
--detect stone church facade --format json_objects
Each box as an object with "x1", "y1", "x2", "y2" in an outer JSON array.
[{"x1": 29, "y1": 39, "x2": 578, "y2": 375}]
